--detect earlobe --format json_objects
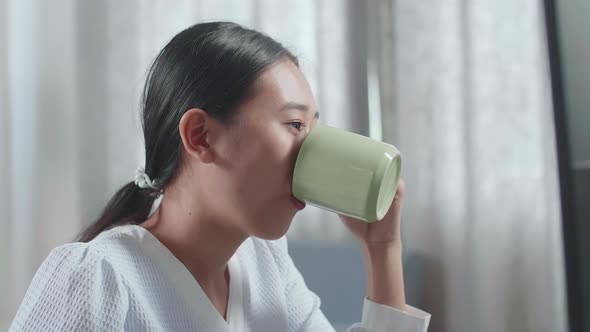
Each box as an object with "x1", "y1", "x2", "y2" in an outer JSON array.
[{"x1": 179, "y1": 109, "x2": 214, "y2": 163}]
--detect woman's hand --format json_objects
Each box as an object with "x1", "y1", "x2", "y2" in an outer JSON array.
[
  {"x1": 339, "y1": 178, "x2": 407, "y2": 310},
  {"x1": 339, "y1": 178, "x2": 406, "y2": 245}
]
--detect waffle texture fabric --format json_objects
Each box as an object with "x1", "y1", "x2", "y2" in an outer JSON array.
[{"x1": 10, "y1": 224, "x2": 431, "y2": 331}]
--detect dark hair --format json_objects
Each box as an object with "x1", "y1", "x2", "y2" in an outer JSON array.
[{"x1": 75, "y1": 22, "x2": 298, "y2": 242}]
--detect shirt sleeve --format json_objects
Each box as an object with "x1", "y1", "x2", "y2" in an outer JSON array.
[
  {"x1": 269, "y1": 236, "x2": 431, "y2": 332},
  {"x1": 352, "y1": 298, "x2": 431, "y2": 332},
  {"x1": 9, "y1": 243, "x2": 129, "y2": 332}
]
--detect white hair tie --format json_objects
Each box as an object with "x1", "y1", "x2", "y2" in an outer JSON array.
[
  {"x1": 148, "y1": 193, "x2": 163, "y2": 218},
  {"x1": 134, "y1": 167, "x2": 164, "y2": 218},
  {"x1": 134, "y1": 167, "x2": 158, "y2": 189}
]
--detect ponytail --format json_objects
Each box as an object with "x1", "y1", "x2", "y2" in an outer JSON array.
[{"x1": 75, "y1": 182, "x2": 159, "y2": 242}]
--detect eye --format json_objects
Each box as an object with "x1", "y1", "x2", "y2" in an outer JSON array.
[{"x1": 287, "y1": 121, "x2": 305, "y2": 131}]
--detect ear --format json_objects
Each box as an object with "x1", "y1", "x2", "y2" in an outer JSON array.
[{"x1": 179, "y1": 108, "x2": 215, "y2": 163}]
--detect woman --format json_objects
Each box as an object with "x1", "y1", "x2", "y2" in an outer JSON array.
[{"x1": 10, "y1": 22, "x2": 431, "y2": 331}]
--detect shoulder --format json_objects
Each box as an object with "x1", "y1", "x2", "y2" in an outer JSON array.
[
  {"x1": 42, "y1": 241, "x2": 114, "y2": 280},
  {"x1": 10, "y1": 241, "x2": 129, "y2": 331},
  {"x1": 36, "y1": 240, "x2": 128, "y2": 298},
  {"x1": 42, "y1": 225, "x2": 141, "y2": 281},
  {"x1": 24, "y1": 225, "x2": 149, "y2": 306}
]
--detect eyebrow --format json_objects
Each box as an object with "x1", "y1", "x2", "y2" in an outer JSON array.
[{"x1": 279, "y1": 102, "x2": 320, "y2": 119}]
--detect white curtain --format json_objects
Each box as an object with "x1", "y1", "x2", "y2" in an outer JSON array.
[
  {"x1": 367, "y1": 1, "x2": 568, "y2": 331},
  {"x1": 0, "y1": 0, "x2": 568, "y2": 331}
]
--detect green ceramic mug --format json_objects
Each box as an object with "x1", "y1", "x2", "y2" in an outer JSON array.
[{"x1": 292, "y1": 124, "x2": 402, "y2": 222}]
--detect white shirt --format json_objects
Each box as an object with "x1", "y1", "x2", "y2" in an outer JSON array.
[{"x1": 10, "y1": 224, "x2": 431, "y2": 331}]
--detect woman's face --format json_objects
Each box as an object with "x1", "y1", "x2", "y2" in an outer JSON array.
[{"x1": 208, "y1": 59, "x2": 319, "y2": 240}]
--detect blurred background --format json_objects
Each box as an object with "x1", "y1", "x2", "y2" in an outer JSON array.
[{"x1": 0, "y1": 0, "x2": 582, "y2": 331}]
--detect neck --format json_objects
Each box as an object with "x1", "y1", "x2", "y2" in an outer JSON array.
[{"x1": 140, "y1": 182, "x2": 248, "y2": 287}]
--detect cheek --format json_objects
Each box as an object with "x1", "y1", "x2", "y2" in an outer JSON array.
[{"x1": 233, "y1": 125, "x2": 295, "y2": 193}]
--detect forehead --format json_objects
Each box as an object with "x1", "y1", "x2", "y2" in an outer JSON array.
[{"x1": 242, "y1": 60, "x2": 317, "y2": 113}]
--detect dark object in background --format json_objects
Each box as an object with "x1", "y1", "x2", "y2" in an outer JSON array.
[
  {"x1": 288, "y1": 240, "x2": 425, "y2": 330},
  {"x1": 544, "y1": 0, "x2": 590, "y2": 331}
]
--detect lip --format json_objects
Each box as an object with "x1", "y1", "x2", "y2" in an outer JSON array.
[{"x1": 290, "y1": 194, "x2": 306, "y2": 210}]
